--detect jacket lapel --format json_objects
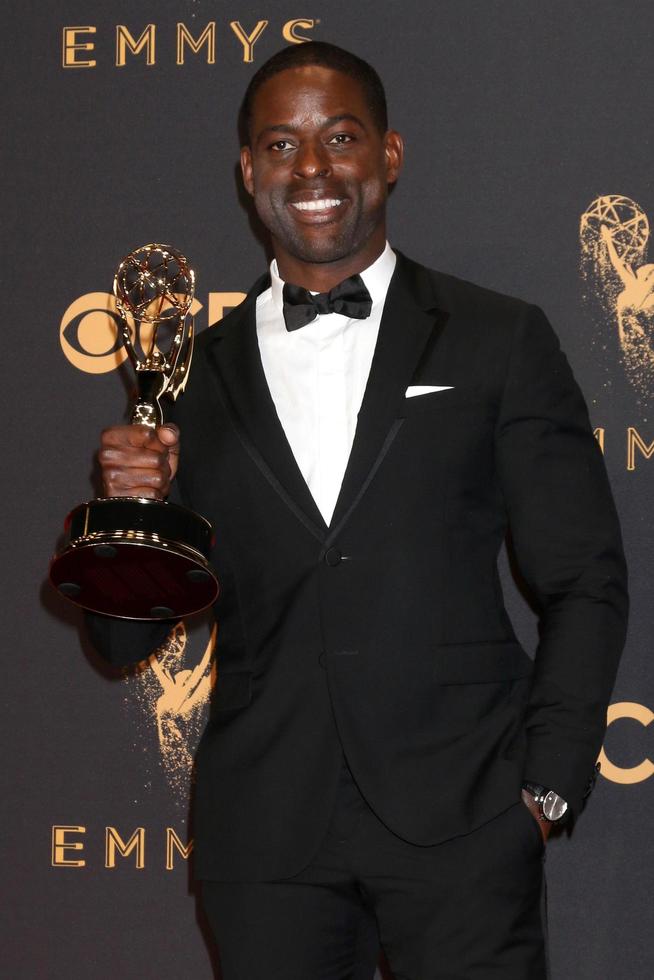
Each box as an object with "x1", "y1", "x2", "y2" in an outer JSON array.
[
  {"x1": 203, "y1": 253, "x2": 448, "y2": 543},
  {"x1": 204, "y1": 276, "x2": 329, "y2": 541},
  {"x1": 327, "y1": 253, "x2": 449, "y2": 536}
]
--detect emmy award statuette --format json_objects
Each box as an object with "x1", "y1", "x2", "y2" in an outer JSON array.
[{"x1": 50, "y1": 244, "x2": 219, "y2": 620}]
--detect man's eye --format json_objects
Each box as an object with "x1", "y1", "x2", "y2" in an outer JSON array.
[
  {"x1": 329, "y1": 133, "x2": 354, "y2": 144},
  {"x1": 270, "y1": 139, "x2": 293, "y2": 151}
]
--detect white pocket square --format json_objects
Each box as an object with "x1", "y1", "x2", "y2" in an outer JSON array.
[{"x1": 405, "y1": 385, "x2": 454, "y2": 398}]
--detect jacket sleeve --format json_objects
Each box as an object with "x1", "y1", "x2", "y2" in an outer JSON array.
[
  {"x1": 84, "y1": 611, "x2": 175, "y2": 668},
  {"x1": 495, "y1": 304, "x2": 628, "y2": 816}
]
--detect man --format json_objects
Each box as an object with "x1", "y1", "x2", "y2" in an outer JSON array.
[{"x1": 87, "y1": 42, "x2": 628, "y2": 979}]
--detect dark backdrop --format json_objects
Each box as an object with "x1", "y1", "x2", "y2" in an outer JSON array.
[{"x1": 3, "y1": 2, "x2": 652, "y2": 977}]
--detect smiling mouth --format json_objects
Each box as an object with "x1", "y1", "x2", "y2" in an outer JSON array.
[{"x1": 289, "y1": 198, "x2": 344, "y2": 213}]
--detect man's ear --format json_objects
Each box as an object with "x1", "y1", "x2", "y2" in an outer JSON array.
[
  {"x1": 240, "y1": 146, "x2": 254, "y2": 196},
  {"x1": 384, "y1": 130, "x2": 404, "y2": 186}
]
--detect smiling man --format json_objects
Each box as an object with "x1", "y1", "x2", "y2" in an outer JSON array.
[
  {"x1": 239, "y1": 61, "x2": 402, "y2": 285},
  {"x1": 88, "y1": 42, "x2": 628, "y2": 979}
]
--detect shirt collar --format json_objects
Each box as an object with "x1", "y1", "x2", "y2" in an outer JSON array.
[{"x1": 269, "y1": 242, "x2": 396, "y2": 316}]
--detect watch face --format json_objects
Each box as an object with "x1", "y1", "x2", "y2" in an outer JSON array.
[{"x1": 543, "y1": 790, "x2": 568, "y2": 822}]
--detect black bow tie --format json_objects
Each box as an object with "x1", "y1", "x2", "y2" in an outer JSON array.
[{"x1": 282, "y1": 274, "x2": 373, "y2": 331}]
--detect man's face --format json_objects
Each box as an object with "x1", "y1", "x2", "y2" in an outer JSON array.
[{"x1": 240, "y1": 66, "x2": 403, "y2": 279}]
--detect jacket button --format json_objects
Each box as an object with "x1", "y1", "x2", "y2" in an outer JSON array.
[{"x1": 324, "y1": 546, "x2": 342, "y2": 566}]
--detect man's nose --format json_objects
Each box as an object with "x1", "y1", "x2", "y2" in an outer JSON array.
[{"x1": 293, "y1": 141, "x2": 331, "y2": 179}]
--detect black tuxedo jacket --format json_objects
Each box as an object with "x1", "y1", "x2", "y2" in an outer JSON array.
[{"x1": 86, "y1": 252, "x2": 628, "y2": 881}]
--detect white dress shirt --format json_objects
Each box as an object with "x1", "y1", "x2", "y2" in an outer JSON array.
[{"x1": 256, "y1": 243, "x2": 396, "y2": 525}]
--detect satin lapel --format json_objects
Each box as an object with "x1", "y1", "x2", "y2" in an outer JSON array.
[
  {"x1": 327, "y1": 255, "x2": 449, "y2": 537},
  {"x1": 204, "y1": 283, "x2": 328, "y2": 541}
]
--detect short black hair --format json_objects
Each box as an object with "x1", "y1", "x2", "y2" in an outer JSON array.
[{"x1": 239, "y1": 41, "x2": 388, "y2": 143}]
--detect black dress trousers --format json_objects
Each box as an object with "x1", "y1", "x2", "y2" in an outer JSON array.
[{"x1": 201, "y1": 760, "x2": 546, "y2": 980}]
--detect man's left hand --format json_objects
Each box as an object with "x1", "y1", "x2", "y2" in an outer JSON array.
[{"x1": 521, "y1": 788, "x2": 552, "y2": 844}]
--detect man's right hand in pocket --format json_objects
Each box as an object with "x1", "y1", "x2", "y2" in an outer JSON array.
[{"x1": 99, "y1": 424, "x2": 180, "y2": 499}]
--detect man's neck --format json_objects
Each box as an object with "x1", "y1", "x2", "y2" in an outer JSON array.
[{"x1": 274, "y1": 238, "x2": 387, "y2": 292}]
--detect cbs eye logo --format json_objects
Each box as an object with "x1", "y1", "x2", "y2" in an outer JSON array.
[
  {"x1": 60, "y1": 293, "x2": 126, "y2": 374},
  {"x1": 599, "y1": 701, "x2": 654, "y2": 784},
  {"x1": 60, "y1": 293, "x2": 205, "y2": 373}
]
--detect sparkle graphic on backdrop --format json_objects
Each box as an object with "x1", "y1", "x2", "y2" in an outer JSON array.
[
  {"x1": 580, "y1": 195, "x2": 654, "y2": 398},
  {"x1": 125, "y1": 621, "x2": 216, "y2": 800}
]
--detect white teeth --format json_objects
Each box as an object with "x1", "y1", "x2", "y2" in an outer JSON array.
[{"x1": 291, "y1": 198, "x2": 342, "y2": 211}]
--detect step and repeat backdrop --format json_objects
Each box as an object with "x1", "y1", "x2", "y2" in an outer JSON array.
[{"x1": 3, "y1": 1, "x2": 653, "y2": 977}]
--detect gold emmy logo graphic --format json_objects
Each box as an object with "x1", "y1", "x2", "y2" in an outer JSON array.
[
  {"x1": 126, "y1": 621, "x2": 216, "y2": 799},
  {"x1": 580, "y1": 195, "x2": 654, "y2": 397}
]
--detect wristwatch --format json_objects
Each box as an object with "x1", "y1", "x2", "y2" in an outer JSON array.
[{"x1": 522, "y1": 782, "x2": 569, "y2": 823}]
